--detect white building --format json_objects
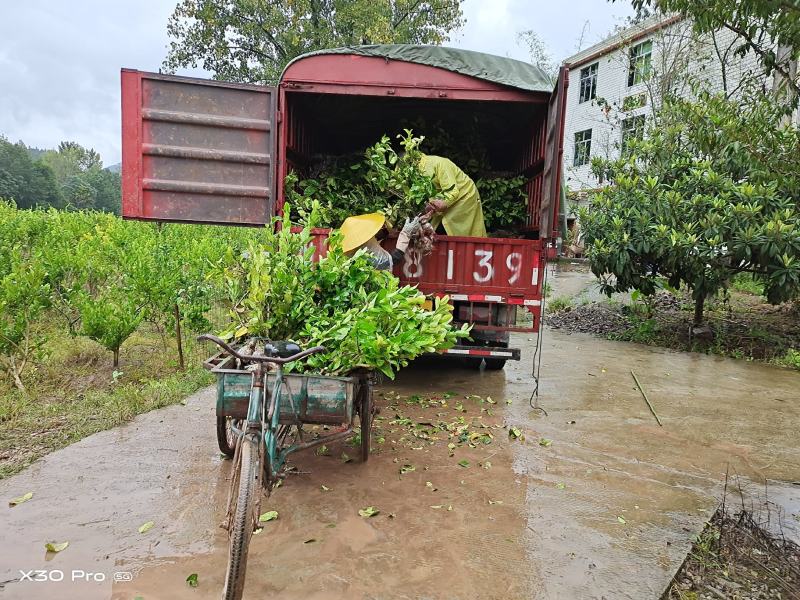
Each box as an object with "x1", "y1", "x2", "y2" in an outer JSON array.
[{"x1": 560, "y1": 14, "x2": 768, "y2": 198}]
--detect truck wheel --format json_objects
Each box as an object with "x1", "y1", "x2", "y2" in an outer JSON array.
[{"x1": 483, "y1": 358, "x2": 507, "y2": 370}]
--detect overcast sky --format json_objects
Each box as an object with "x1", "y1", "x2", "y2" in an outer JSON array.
[{"x1": 0, "y1": 0, "x2": 632, "y2": 165}]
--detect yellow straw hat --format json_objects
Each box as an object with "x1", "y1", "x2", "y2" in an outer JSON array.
[{"x1": 339, "y1": 213, "x2": 386, "y2": 253}]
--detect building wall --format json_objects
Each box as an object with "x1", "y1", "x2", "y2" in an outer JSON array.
[{"x1": 561, "y1": 18, "x2": 768, "y2": 203}]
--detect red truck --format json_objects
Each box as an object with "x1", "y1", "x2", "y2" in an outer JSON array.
[{"x1": 121, "y1": 45, "x2": 567, "y2": 370}]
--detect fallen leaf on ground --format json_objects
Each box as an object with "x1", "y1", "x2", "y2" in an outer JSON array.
[
  {"x1": 458, "y1": 459, "x2": 470, "y2": 468},
  {"x1": 341, "y1": 452, "x2": 352, "y2": 463},
  {"x1": 539, "y1": 438, "x2": 552, "y2": 447},
  {"x1": 304, "y1": 538, "x2": 317, "y2": 544},
  {"x1": 481, "y1": 460, "x2": 492, "y2": 469},
  {"x1": 430, "y1": 505, "x2": 443, "y2": 509},
  {"x1": 186, "y1": 573, "x2": 198, "y2": 588},
  {"x1": 180, "y1": 398, "x2": 188, "y2": 406},
  {"x1": 509, "y1": 427, "x2": 522, "y2": 439},
  {"x1": 358, "y1": 506, "x2": 379, "y2": 518},
  {"x1": 253, "y1": 527, "x2": 263, "y2": 535},
  {"x1": 556, "y1": 482, "x2": 566, "y2": 490},
  {"x1": 488, "y1": 500, "x2": 503, "y2": 505},
  {"x1": 315, "y1": 445, "x2": 329, "y2": 456},
  {"x1": 399, "y1": 464, "x2": 415, "y2": 475},
  {"x1": 617, "y1": 516, "x2": 626, "y2": 524},
  {"x1": 45, "y1": 541, "x2": 69, "y2": 553},
  {"x1": 320, "y1": 485, "x2": 331, "y2": 492},
  {"x1": 8, "y1": 492, "x2": 33, "y2": 507},
  {"x1": 138, "y1": 521, "x2": 154, "y2": 534},
  {"x1": 259, "y1": 511, "x2": 278, "y2": 522},
  {"x1": 326, "y1": 523, "x2": 336, "y2": 528}
]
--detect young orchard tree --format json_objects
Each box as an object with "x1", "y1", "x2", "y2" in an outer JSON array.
[
  {"x1": 164, "y1": 0, "x2": 465, "y2": 84},
  {"x1": 581, "y1": 89, "x2": 800, "y2": 327},
  {"x1": 0, "y1": 255, "x2": 50, "y2": 390}
]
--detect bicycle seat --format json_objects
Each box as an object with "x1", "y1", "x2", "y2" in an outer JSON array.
[{"x1": 263, "y1": 341, "x2": 302, "y2": 359}]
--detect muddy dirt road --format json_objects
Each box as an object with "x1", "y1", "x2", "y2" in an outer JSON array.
[{"x1": 2, "y1": 288, "x2": 799, "y2": 599}]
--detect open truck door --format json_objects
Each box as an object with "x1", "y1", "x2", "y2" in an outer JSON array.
[
  {"x1": 540, "y1": 66, "x2": 568, "y2": 241},
  {"x1": 120, "y1": 70, "x2": 277, "y2": 225}
]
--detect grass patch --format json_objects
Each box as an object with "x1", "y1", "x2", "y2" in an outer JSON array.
[
  {"x1": 730, "y1": 272, "x2": 765, "y2": 296},
  {"x1": 774, "y1": 348, "x2": 800, "y2": 371},
  {"x1": 546, "y1": 296, "x2": 573, "y2": 313},
  {"x1": 666, "y1": 506, "x2": 800, "y2": 599},
  {"x1": 0, "y1": 322, "x2": 214, "y2": 479}
]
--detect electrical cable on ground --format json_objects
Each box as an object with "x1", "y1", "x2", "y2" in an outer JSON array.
[{"x1": 528, "y1": 247, "x2": 552, "y2": 417}]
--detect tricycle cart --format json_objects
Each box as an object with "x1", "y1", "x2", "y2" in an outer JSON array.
[{"x1": 200, "y1": 335, "x2": 373, "y2": 600}]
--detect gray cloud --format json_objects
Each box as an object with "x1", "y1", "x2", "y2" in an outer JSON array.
[{"x1": 0, "y1": 0, "x2": 631, "y2": 165}]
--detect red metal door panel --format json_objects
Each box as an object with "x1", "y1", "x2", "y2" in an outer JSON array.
[
  {"x1": 392, "y1": 236, "x2": 542, "y2": 298},
  {"x1": 121, "y1": 69, "x2": 276, "y2": 225},
  {"x1": 540, "y1": 66, "x2": 569, "y2": 239}
]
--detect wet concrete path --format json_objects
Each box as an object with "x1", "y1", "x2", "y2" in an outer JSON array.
[{"x1": 2, "y1": 297, "x2": 799, "y2": 599}]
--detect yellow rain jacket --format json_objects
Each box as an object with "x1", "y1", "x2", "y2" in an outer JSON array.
[{"x1": 418, "y1": 154, "x2": 487, "y2": 238}]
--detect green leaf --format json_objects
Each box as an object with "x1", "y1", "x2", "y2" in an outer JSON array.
[
  {"x1": 186, "y1": 573, "x2": 198, "y2": 587},
  {"x1": 538, "y1": 438, "x2": 552, "y2": 447},
  {"x1": 259, "y1": 510, "x2": 278, "y2": 522},
  {"x1": 8, "y1": 491, "x2": 33, "y2": 507},
  {"x1": 617, "y1": 515, "x2": 626, "y2": 524},
  {"x1": 45, "y1": 541, "x2": 69, "y2": 553},
  {"x1": 556, "y1": 482, "x2": 566, "y2": 490},
  {"x1": 138, "y1": 521, "x2": 155, "y2": 534},
  {"x1": 457, "y1": 459, "x2": 470, "y2": 468},
  {"x1": 358, "y1": 506, "x2": 379, "y2": 518},
  {"x1": 509, "y1": 427, "x2": 522, "y2": 439}
]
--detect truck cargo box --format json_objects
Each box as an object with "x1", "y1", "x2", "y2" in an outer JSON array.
[{"x1": 121, "y1": 45, "x2": 568, "y2": 367}]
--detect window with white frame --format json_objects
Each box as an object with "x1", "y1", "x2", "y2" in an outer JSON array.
[
  {"x1": 628, "y1": 40, "x2": 652, "y2": 86},
  {"x1": 578, "y1": 63, "x2": 598, "y2": 103},
  {"x1": 621, "y1": 115, "x2": 646, "y2": 155},
  {"x1": 573, "y1": 129, "x2": 592, "y2": 166}
]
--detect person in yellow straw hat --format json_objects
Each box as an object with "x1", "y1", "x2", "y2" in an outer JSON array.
[{"x1": 339, "y1": 213, "x2": 417, "y2": 270}]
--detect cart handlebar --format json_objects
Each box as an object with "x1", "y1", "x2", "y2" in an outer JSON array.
[{"x1": 198, "y1": 334, "x2": 326, "y2": 366}]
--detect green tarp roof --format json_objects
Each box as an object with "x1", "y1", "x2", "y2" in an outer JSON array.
[{"x1": 284, "y1": 44, "x2": 554, "y2": 93}]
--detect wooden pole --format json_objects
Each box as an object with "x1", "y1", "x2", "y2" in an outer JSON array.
[{"x1": 631, "y1": 370, "x2": 662, "y2": 426}]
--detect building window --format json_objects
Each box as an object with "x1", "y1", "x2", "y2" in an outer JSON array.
[
  {"x1": 621, "y1": 115, "x2": 646, "y2": 155},
  {"x1": 628, "y1": 40, "x2": 652, "y2": 86},
  {"x1": 573, "y1": 129, "x2": 592, "y2": 166},
  {"x1": 578, "y1": 63, "x2": 598, "y2": 103}
]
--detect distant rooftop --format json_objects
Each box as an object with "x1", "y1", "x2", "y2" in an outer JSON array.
[{"x1": 563, "y1": 13, "x2": 683, "y2": 69}]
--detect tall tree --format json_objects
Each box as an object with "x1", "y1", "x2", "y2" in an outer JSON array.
[
  {"x1": 0, "y1": 138, "x2": 62, "y2": 209},
  {"x1": 624, "y1": 0, "x2": 800, "y2": 100},
  {"x1": 516, "y1": 30, "x2": 557, "y2": 83},
  {"x1": 164, "y1": 0, "x2": 465, "y2": 84}
]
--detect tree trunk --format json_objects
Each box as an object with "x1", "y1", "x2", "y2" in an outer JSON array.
[
  {"x1": 113, "y1": 348, "x2": 120, "y2": 368},
  {"x1": 693, "y1": 295, "x2": 705, "y2": 327},
  {"x1": 9, "y1": 359, "x2": 25, "y2": 391},
  {"x1": 174, "y1": 303, "x2": 185, "y2": 371}
]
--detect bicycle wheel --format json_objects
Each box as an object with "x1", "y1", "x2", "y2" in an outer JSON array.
[
  {"x1": 216, "y1": 416, "x2": 241, "y2": 457},
  {"x1": 223, "y1": 432, "x2": 260, "y2": 600}
]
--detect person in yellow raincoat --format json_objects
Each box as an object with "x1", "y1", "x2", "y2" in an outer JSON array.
[{"x1": 418, "y1": 154, "x2": 487, "y2": 238}]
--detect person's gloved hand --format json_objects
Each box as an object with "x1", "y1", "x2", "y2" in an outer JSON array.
[
  {"x1": 425, "y1": 198, "x2": 447, "y2": 214},
  {"x1": 396, "y1": 217, "x2": 418, "y2": 253}
]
